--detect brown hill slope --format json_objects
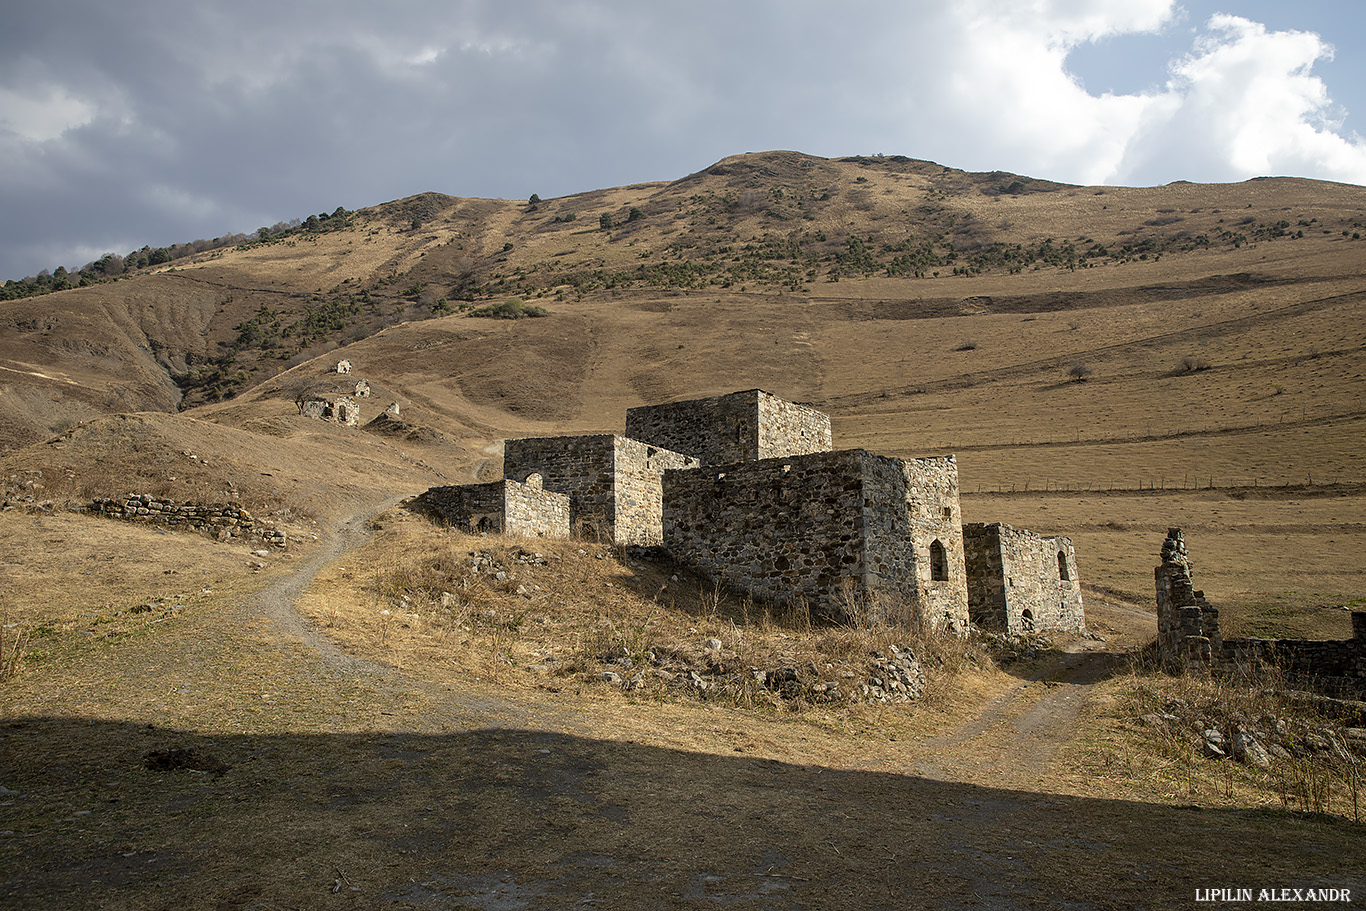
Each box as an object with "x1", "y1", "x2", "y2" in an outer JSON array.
[{"x1": 1, "y1": 151, "x2": 1363, "y2": 627}]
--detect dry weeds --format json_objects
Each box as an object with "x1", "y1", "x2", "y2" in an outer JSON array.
[{"x1": 299, "y1": 508, "x2": 992, "y2": 726}]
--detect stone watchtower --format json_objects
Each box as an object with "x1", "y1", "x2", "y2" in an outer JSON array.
[{"x1": 1155, "y1": 528, "x2": 1221, "y2": 670}]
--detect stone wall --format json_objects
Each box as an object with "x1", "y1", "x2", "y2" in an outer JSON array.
[
  {"x1": 963, "y1": 523, "x2": 1085, "y2": 633},
  {"x1": 417, "y1": 477, "x2": 569, "y2": 538},
  {"x1": 90, "y1": 494, "x2": 287, "y2": 547},
  {"x1": 625, "y1": 389, "x2": 831, "y2": 466},
  {"x1": 1155, "y1": 529, "x2": 1365, "y2": 694},
  {"x1": 1155, "y1": 528, "x2": 1222, "y2": 671},
  {"x1": 663, "y1": 449, "x2": 968, "y2": 630},
  {"x1": 299, "y1": 395, "x2": 359, "y2": 427},
  {"x1": 503, "y1": 435, "x2": 697, "y2": 545}
]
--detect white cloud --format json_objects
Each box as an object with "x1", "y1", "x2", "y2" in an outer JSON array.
[
  {"x1": 916, "y1": 3, "x2": 1366, "y2": 187},
  {"x1": 0, "y1": 84, "x2": 96, "y2": 142},
  {"x1": 1148, "y1": 15, "x2": 1366, "y2": 184}
]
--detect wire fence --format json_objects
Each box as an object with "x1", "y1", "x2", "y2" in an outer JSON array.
[{"x1": 969, "y1": 473, "x2": 1361, "y2": 494}]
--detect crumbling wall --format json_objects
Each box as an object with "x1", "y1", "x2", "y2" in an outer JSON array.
[
  {"x1": 503, "y1": 435, "x2": 696, "y2": 545},
  {"x1": 1155, "y1": 529, "x2": 1365, "y2": 694},
  {"x1": 90, "y1": 494, "x2": 287, "y2": 547},
  {"x1": 417, "y1": 477, "x2": 569, "y2": 538},
  {"x1": 298, "y1": 395, "x2": 359, "y2": 427},
  {"x1": 963, "y1": 523, "x2": 1085, "y2": 633},
  {"x1": 1155, "y1": 528, "x2": 1221, "y2": 671},
  {"x1": 625, "y1": 389, "x2": 831, "y2": 466},
  {"x1": 663, "y1": 449, "x2": 968, "y2": 630}
]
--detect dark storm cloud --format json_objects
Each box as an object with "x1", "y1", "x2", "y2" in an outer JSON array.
[{"x1": 1, "y1": 1, "x2": 1363, "y2": 280}]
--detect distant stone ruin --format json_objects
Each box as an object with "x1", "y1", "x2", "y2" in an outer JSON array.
[
  {"x1": 353, "y1": 379, "x2": 370, "y2": 398},
  {"x1": 964, "y1": 523, "x2": 1085, "y2": 634},
  {"x1": 336, "y1": 359, "x2": 352, "y2": 375},
  {"x1": 298, "y1": 394, "x2": 359, "y2": 427},
  {"x1": 420, "y1": 389, "x2": 1087, "y2": 633},
  {"x1": 1156, "y1": 528, "x2": 1365, "y2": 695}
]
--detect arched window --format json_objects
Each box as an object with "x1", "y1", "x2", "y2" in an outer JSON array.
[
  {"x1": 1021, "y1": 609, "x2": 1034, "y2": 630},
  {"x1": 930, "y1": 539, "x2": 948, "y2": 582},
  {"x1": 1058, "y1": 551, "x2": 1070, "y2": 581}
]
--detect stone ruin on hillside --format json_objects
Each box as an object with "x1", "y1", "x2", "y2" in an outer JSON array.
[
  {"x1": 298, "y1": 394, "x2": 359, "y2": 426},
  {"x1": 418, "y1": 388, "x2": 1086, "y2": 633},
  {"x1": 297, "y1": 359, "x2": 378, "y2": 427},
  {"x1": 1156, "y1": 528, "x2": 1366, "y2": 695}
]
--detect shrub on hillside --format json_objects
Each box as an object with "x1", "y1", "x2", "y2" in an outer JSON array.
[
  {"x1": 1067, "y1": 363, "x2": 1093, "y2": 383},
  {"x1": 468, "y1": 299, "x2": 549, "y2": 320}
]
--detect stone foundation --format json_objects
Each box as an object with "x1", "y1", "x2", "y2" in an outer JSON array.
[{"x1": 91, "y1": 494, "x2": 287, "y2": 547}]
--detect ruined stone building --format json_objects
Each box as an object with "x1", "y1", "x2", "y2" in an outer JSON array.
[
  {"x1": 503, "y1": 435, "x2": 698, "y2": 545},
  {"x1": 298, "y1": 394, "x2": 359, "y2": 426},
  {"x1": 1156, "y1": 529, "x2": 1366, "y2": 694},
  {"x1": 419, "y1": 475, "x2": 569, "y2": 538},
  {"x1": 336, "y1": 359, "x2": 352, "y2": 375},
  {"x1": 964, "y1": 523, "x2": 1085, "y2": 634},
  {"x1": 419, "y1": 389, "x2": 1084, "y2": 634},
  {"x1": 665, "y1": 449, "x2": 969, "y2": 629},
  {"x1": 626, "y1": 389, "x2": 832, "y2": 466}
]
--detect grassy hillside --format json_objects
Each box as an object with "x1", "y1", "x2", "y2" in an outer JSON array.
[{"x1": 1, "y1": 149, "x2": 1363, "y2": 634}]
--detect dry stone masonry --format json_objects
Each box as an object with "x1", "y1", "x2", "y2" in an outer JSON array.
[
  {"x1": 299, "y1": 394, "x2": 360, "y2": 426},
  {"x1": 664, "y1": 449, "x2": 969, "y2": 630},
  {"x1": 1156, "y1": 529, "x2": 1366, "y2": 695},
  {"x1": 964, "y1": 523, "x2": 1085, "y2": 634},
  {"x1": 417, "y1": 476, "x2": 569, "y2": 538},
  {"x1": 421, "y1": 389, "x2": 1083, "y2": 633},
  {"x1": 626, "y1": 389, "x2": 831, "y2": 466},
  {"x1": 503, "y1": 435, "x2": 697, "y2": 545},
  {"x1": 90, "y1": 494, "x2": 288, "y2": 547}
]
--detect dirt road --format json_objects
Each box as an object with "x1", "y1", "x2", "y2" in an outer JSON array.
[{"x1": 1, "y1": 515, "x2": 1361, "y2": 910}]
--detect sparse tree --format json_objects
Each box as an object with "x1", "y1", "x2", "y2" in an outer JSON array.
[
  {"x1": 1068, "y1": 363, "x2": 1093, "y2": 383},
  {"x1": 599, "y1": 212, "x2": 613, "y2": 230}
]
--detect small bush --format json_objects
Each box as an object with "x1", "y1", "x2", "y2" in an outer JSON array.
[
  {"x1": 469, "y1": 299, "x2": 549, "y2": 320},
  {"x1": 1067, "y1": 363, "x2": 1093, "y2": 383},
  {"x1": 1177, "y1": 355, "x2": 1210, "y2": 374},
  {"x1": 955, "y1": 340, "x2": 978, "y2": 352}
]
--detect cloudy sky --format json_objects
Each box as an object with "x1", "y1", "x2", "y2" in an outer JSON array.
[{"x1": 2, "y1": 0, "x2": 1364, "y2": 281}]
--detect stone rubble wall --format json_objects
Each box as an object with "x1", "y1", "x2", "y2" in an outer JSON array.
[
  {"x1": 625, "y1": 389, "x2": 831, "y2": 467},
  {"x1": 417, "y1": 479, "x2": 569, "y2": 538},
  {"x1": 1156, "y1": 528, "x2": 1365, "y2": 694},
  {"x1": 90, "y1": 494, "x2": 288, "y2": 547},
  {"x1": 963, "y1": 522, "x2": 1085, "y2": 634},
  {"x1": 1217, "y1": 632, "x2": 1366, "y2": 695},
  {"x1": 503, "y1": 435, "x2": 696, "y2": 545},
  {"x1": 663, "y1": 449, "x2": 969, "y2": 629}
]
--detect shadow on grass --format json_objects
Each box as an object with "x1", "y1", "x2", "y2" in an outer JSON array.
[{"x1": 1, "y1": 718, "x2": 1362, "y2": 910}]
